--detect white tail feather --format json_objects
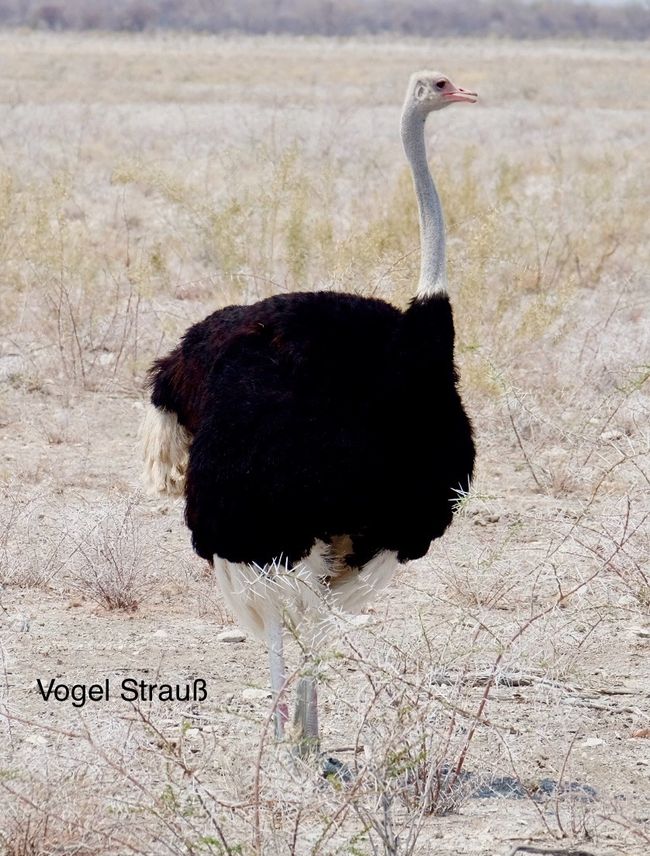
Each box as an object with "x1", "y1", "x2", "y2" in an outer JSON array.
[
  {"x1": 139, "y1": 405, "x2": 190, "y2": 496},
  {"x1": 329, "y1": 549, "x2": 399, "y2": 614}
]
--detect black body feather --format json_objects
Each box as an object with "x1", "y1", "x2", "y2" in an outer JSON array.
[{"x1": 148, "y1": 290, "x2": 475, "y2": 568}]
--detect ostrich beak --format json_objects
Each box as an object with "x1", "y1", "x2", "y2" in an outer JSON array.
[{"x1": 443, "y1": 85, "x2": 478, "y2": 104}]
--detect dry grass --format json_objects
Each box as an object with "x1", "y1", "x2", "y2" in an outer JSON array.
[{"x1": 0, "y1": 31, "x2": 648, "y2": 856}]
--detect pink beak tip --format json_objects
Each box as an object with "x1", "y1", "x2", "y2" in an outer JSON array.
[{"x1": 444, "y1": 87, "x2": 479, "y2": 104}]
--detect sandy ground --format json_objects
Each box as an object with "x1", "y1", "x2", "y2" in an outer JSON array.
[{"x1": 1, "y1": 388, "x2": 648, "y2": 854}]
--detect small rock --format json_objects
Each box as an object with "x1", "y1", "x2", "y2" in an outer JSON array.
[
  {"x1": 152, "y1": 629, "x2": 169, "y2": 638},
  {"x1": 242, "y1": 688, "x2": 272, "y2": 702},
  {"x1": 580, "y1": 737, "x2": 604, "y2": 748},
  {"x1": 0, "y1": 354, "x2": 26, "y2": 382},
  {"x1": 348, "y1": 614, "x2": 372, "y2": 627},
  {"x1": 601, "y1": 429, "x2": 623, "y2": 441},
  {"x1": 630, "y1": 626, "x2": 650, "y2": 638},
  {"x1": 9, "y1": 613, "x2": 30, "y2": 632},
  {"x1": 472, "y1": 512, "x2": 500, "y2": 526},
  {"x1": 217, "y1": 630, "x2": 246, "y2": 643}
]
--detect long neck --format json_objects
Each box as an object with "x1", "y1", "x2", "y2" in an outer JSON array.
[{"x1": 401, "y1": 103, "x2": 447, "y2": 298}]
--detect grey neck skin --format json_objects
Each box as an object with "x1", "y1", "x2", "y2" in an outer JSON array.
[{"x1": 400, "y1": 102, "x2": 447, "y2": 299}]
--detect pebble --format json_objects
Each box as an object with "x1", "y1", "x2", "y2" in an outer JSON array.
[
  {"x1": 24, "y1": 733, "x2": 47, "y2": 746},
  {"x1": 473, "y1": 512, "x2": 500, "y2": 526},
  {"x1": 242, "y1": 688, "x2": 272, "y2": 702},
  {"x1": 9, "y1": 613, "x2": 30, "y2": 632},
  {"x1": 348, "y1": 614, "x2": 372, "y2": 627},
  {"x1": 152, "y1": 629, "x2": 169, "y2": 638},
  {"x1": 0, "y1": 354, "x2": 25, "y2": 382},
  {"x1": 630, "y1": 626, "x2": 650, "y2": 638},
  {"x1": 580, "y1": 737, "x2": 604, "y2": 748},
  {"x1": 217, "y1": 630, "x2": 246, "y2": 643},
  {"x1": 601, "y1": 429, "x2": 623, "y2": 441}
]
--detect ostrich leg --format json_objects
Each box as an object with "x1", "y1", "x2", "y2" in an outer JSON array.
[
  {"x1": 293, "y1": 675, "x2": 352, "y2": 781},
  {"x1": 293, "y1": 675, "x2": 319, "y2": 759},
  {"x1": 267, "y1": 616, "x2": 289, "y2": 740}
]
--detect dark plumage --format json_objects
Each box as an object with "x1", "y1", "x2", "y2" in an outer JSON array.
[{"x1": 148, "y1": 290, "x2": 474, "y2": 570}]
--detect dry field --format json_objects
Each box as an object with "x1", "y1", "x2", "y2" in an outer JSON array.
[{"x1": 0, "y1": 31, "x2": 648, "y2": 856}]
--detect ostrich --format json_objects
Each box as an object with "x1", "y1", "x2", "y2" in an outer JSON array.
[{"x1": 141, "y1": 71, "x2": 477, "y2": 760}]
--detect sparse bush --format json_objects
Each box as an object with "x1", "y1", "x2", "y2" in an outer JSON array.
[
  {"x1": 71, "y1": 498, "x2": 154, "y2": 610},
  {"x1": 119, "y1": 4, "x2": 156, "y2": 32},
  {"x1": 0, "y1": 486, "x2": 66, "y2": 589},
  {"x1": 30, "y1": 4, "x2": 67, "y2": 31}
]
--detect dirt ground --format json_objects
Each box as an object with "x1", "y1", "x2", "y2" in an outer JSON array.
[
  {"x1": 0, "y1": 31, "x2": 648, "y2": 856},
  {"x1": 1, "y1": 386, "x2": 647, "y2": 854}
]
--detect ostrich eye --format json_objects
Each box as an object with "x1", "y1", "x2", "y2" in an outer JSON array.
[{"x1": 436, "y1": 80, "x2": 446, "y2": 89}]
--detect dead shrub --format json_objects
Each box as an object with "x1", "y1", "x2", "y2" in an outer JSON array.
[{"x1": 70, "y1": 497, "x2": 154, "y2": 611}]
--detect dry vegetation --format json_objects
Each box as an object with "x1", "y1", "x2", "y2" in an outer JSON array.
[
  {"x1": 4, "y1": 0, "x2": 650, "y2": 40},
  {"x1": 0, "y1": 31, "x2": 648, "y2": 856}
]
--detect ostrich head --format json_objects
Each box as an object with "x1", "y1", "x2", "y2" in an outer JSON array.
[
  {"x1": 405, "y1": 70, "x2": 477, "y2": 114},
  {"x1": 401, "y1": 70, "x2": 477, "y2": 298}
]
